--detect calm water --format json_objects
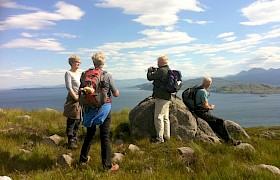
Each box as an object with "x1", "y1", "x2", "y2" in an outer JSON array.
[{"x1": 0, "y1": 88, "x2": 279, "y2": 127}]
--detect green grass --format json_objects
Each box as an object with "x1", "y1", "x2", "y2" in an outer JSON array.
[{"x1": 0, "y1": 109, "x2": 279, "y2": 180}]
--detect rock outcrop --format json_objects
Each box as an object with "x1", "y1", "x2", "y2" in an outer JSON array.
[{"x1": 129, "y1": 96, "x2": 250, "y2": 143}]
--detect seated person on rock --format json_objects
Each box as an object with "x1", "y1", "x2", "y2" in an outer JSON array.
[{"x1": 194, "y1": 76, "x2": 241, "y2": 146}]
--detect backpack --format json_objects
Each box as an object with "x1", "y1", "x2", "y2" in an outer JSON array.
[
  {"x1": 182, "y1": 85, "x2": 203, "y2": 112},
  {"x1": 164, "y1": 70, "x2": 182, "y2": 93},
  {"x1": 79, "y1": 68, "x2": 110, "y2": 107}
]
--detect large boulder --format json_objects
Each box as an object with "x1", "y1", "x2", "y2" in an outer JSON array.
[
  {"x1": 129, "y1": 95, "x2": 249, "y2": 143},
  {"x1": 129, "y1": 96, "x2": 198, "y2": 141}
]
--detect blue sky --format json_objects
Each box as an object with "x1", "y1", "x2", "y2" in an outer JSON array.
[{"x1": 0, "y1": 0, "x2": 280, "y2": 89}]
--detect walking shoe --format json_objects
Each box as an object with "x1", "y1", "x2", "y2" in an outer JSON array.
[
  {"x1": 67, "y1": 139, "x2": 78, "y2": 149},
  {"x1": 109, "y1": 164, "x2": 119, "y2": 171},
  {"x1": 80, "y1": 156, "x2": 91, "y2": 165},
  {"x1": 151, "y1": 138, "x2": 164, "y2": 144}
]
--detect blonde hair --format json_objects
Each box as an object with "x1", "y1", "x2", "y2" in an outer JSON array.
[
  {"x1": 91, "y1": 51, "x2": 105, "y2": 68},
  {"x1": 157, "y1": 55, "x2": 168, "y2": 65},
  {"x1": 68, "y1": 55, "x2": 81, "y2": 66}
]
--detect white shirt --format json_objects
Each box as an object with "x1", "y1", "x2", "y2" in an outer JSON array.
[{"x1": 65, "y1": 70, "x2": 81, "y2": 94}]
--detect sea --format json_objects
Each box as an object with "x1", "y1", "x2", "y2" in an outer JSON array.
[{"x1": 0, "y1": 87, "x2": 279, "y2": 128}]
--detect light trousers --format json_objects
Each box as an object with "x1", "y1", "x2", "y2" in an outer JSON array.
[{"x1": 154, "y1": 98, "x2": 170, "y2": 142}]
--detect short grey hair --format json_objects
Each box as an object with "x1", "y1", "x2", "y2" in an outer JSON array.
[
  {"x1": 91, "y1": 51, "x2": 105, "y2": 68},
  {"x1": 202, "y1": 76, "x2": 212, "y2": 86},
  {"x1": 68, "y1": 55, "x2": 81, "y2": 66}
]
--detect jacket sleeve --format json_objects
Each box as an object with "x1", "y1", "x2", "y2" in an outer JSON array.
[
  {"x1": 147, "y1": 68, "x2": 166, "y2": 81},
  {"x1": 65, "y1": 71, "x2": 72, "y2": 92}
]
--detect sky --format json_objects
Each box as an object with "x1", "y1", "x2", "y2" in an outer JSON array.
[{"x1": 0, "y1": 0, "x2": 280, "y2": 89}]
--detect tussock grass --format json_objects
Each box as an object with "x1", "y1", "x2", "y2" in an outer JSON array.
[{"x1": 0, "y1": 108, "x2": 279, "y2": 180}]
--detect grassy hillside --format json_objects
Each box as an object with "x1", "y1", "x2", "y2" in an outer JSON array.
[
  {"x1": 0, "y1": 109, "x2": 279, "y2": 179},
  {"x1": 135, "y1": 78, "x2": 280, "y2": 94}
]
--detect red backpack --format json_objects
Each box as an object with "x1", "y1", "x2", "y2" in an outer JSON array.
[{"x1": 79, "y1": 68, "x2": 111, "y2": 107}]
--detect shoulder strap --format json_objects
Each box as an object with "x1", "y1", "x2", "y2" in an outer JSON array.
[
  {"x1": 194, "y1": 85, "x2": 203, "y2": 107},
  {"x1": 79, "y1": 71, "x2": 86, "y2": 88},
  {"x1": 101, "y1": 71, "x2": 107, "y2": 81}
]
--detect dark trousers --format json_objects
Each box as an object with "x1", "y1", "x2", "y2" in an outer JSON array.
[
  {"x1": 195, "y1": 111, "x2": 232, "y2": 142},
  {"x1": 66, "y1": 118, "x2": 81, "y2": 139},
  {"x1": 80, "y1": 112, "x2": 112, "y2": 168}
]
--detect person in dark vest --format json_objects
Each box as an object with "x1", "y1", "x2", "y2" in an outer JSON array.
[
  {"x1": 194, "y1": 76, "x2": 241, "y2": 146},
  {"x1": 79, "y1": 51, "x2": 120, "y2": 171},
  {"x1": 147, "y1": 55, "x2": 171, "y2": 143}
]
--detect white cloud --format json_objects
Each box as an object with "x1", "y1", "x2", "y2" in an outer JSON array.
[
  {"x1": 251, "y1": 46, "x2": 280, "y2": 64},
  {"x1": 21, "y1": 32, "x2": 36, "y2": 38},
  {"x1": 58, "y1": 51, "x2": 78, "y2": 55},
  {"x1": 21, "y1": 32, "x2": 79, "y2": 39},
  {"x1": 94, "y1": 26, "x2": 280, "y2": 79},
  {"x1": 134, "y1": 13, "x2": 178, "y2": 26},
  {"x1": 217, "y1": 32, "x2": 236, "y2": 42},
  {"x1": 96, "y1": 0, "x2": 204, "y2": 26},
  {"x1": 52, "y1": 33, "x2": 79, "y2": 38},
  {"x1": 0, "y1": 1, "x2": 85, "y2": 31},
  {"x1": 14, "y1": 67, "x2": 32, "y2": 71},
  {"x1": 217, "y1": 32, "x2": 235, "y2": 38},
  {"x1": 164, "y1": 26, "x2": 175, "y2": 31},
  {"x1": 184, "y1": 19, "x2": 213, "y2": 25},
  {"x1": 98, "y1": 29, "x2": 195, "y2": 51},
  {"x1": 262, "y1": 27, "x2": 280, "y2": 39},
  {"x1": 18, "y1": 72, "x2": 34, "y2": 79},
  {"x1": 1, "y1": 38, "x2": 65, "y2": 51},
  {"x1": 55, "y1": 1, "x2": 85, "y2": 20},
  {"x1": 193, "y1": 28, "x2": 280, "y2": 55},
  {"x1": 0, "y1": 0, "x2": 40, "y2": 11},
  {"x1": 240, "y1": 0, "x2": 280, "y2": 26},
  {"x1": 222, "y1": 36, "x2": 237, "y2": 42}
]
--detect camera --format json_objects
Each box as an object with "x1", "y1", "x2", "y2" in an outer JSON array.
[{"x1": 149, "y1": 67, "x2": 157, "y2": 72}]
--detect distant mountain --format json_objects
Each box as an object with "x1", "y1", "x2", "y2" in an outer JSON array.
[
  {"x1": 4, "y1": 68, "x2": 279, "y2": 91},
  {"x1": 9, "y1": 84, "x2": 65, "y2": 90},
  {"x1": 135, "y1": 78, "x2": 280, "y2": 94},
  {"x1": 223, "y1": 68, "x2": 280, "y2": 85},
  {"x1": 115, "y1": 78, "x2": 148, "y2": 88}
]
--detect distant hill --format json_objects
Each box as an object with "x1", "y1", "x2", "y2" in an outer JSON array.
[
  {"x1": 135, "y1": 78, "x2": 280, "y2": 94},
  {"x1": 115, "y1": 78, "x2": 148, "y2": 88},
  {"x1": 3, "y1": 79, "x2": 148, "y2": 90},
  {"x1": 223, "y1": 68, "x2": 280, "y2": 85},
  {"x1": 5, "y1": 68, "x2": 279, "y2": 91}
]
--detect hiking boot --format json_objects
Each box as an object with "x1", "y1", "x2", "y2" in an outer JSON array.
[
  {"x1": 67, "y1": 139, "x2": 78, "y2": 149},
  {"x1": 108, "y1": 164, "x2": 119, "y2": 171},
  {"x1": 151, "y1": 138, "x2": 164, "y2": 144}
]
